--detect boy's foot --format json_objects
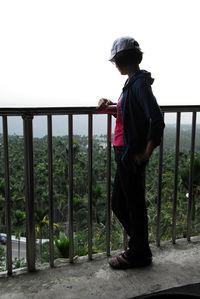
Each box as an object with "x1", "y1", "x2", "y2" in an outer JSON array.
[{"x1": 108, "y1": 252, "x2": 152, "y2": 269}]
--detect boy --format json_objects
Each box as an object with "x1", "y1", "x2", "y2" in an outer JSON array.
[{"x1": 98, "y1": 36, "x2": 165, "y2": 269}]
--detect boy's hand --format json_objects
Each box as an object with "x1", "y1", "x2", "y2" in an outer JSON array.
[
  {"x1": 97, "y1": 98, "x2": 114, "y2": 109},
  {"x1": 133, "y1": 140, "x2": 155, "y2": 165},
  {"x1": 133, "y1": 152, "x2": 149, "y2": 165}
]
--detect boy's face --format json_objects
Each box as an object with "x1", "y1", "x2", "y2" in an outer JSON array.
[
  {"x1": 113, "y1": 62, "x2": 139, "y2": 78},
  {"x1": 115, "y1": 64, "x2": 127, "y2": 76}
]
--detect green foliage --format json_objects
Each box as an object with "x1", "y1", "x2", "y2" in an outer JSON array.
[
  {"x1": 13, "y1": 210, "x2": 26, "y2": 236},
  {"x1": 1, "y1": 126, "x2": 200, "y2": 268},
  {"x1": 12, "y1": 258, "x2": 27, "y2": 269},
  {"x1": 74, "y1": 231, "x2": 102, "y2": 256},
  {"x1": 35, "y1": 207, "x2": 49, "y2": 238},
  {"x1": 0, "y1": 246, "x2": 6, "y2": 271},
  {"x1": 145, "y1": 148, "x2": 200, "y2": 241},
  {"x1": 0, "y1": 179, "x2": 5, "y2": 197},
  {"x1": 35, "y1": 241, "x2": 60, "y2": 263},
  {"x1": 54, "y1": 232, "x2": 69, "y2": 258},
  {"x1": 180, "y1": 156, "x2": 200, "y2": 189}
]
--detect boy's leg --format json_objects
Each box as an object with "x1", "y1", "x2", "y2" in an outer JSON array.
[
  {"x1": 122, "y1": 162, "x2": 152, "y2": 259},
  {"x1": 111, "y1": 147, "x2": 132, "y2": 236},
  {"x1": 116, "y1": 159, "x2": 152, "y2": 259},
  {"x1": 111, "y1": 147, "x2": 151, "y2": 259},
  {"x1": 109, "y1": 155, "x2": 152, "y2": 269},
  {"x1": 111, "y1": 165, "x2": 132, "y2": 236}
]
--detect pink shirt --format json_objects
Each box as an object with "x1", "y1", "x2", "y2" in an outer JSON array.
[{"x1": 113, "y1": 96, "x2": 123, "y2": 146}]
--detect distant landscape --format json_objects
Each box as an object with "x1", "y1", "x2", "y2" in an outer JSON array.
[
  {"x1": 0, "y1": 113, "x2": 200, "y2": 139},
  {"x1": 0, "y1": 114, "x2": 200, "y2": 152},
  {"x1": 0, "y1": 115, "x2": 109, "y2": 137}
]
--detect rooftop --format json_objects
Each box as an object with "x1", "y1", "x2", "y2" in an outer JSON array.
[{"x1": 1, "y1": 236, "x2": 200, "y2": 299}]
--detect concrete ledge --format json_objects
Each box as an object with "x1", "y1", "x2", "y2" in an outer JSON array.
[{"x1": 0, "y1": 236, "x2": 200, "y2": 299}]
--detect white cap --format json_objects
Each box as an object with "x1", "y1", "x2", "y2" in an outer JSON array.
[{"x1": 109, "y1": 36, "x2": 141, "y2": 61}]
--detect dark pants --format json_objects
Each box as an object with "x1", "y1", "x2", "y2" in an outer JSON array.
[{"x1": 111, "y1": 146, "x2": 152, "y2": 259}]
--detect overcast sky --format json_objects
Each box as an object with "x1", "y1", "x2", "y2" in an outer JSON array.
[{"x1": 0, "y1": 0, "x2": 200, "y2": 107}]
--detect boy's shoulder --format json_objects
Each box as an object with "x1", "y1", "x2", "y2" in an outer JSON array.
[{"x1": 124, "y1": 70, "x2": 154, "y2": 91}]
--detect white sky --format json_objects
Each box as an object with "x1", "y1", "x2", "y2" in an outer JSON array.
[{"x1": 0, "y1": 0, "x2": 200, "y2": 107}]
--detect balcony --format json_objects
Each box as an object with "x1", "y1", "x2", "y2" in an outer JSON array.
[{"x1": 0, "y1": 105, "x2": 200, "y2": 298}]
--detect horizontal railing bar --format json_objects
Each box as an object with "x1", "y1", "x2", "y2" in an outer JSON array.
[
  {"x1": 0, "y1": 107, "x2": 113, "y2": 116},
  {"x1": 0, "y1": 105, "x2": 200, "y2": 116},
  {"x1": 161, "y1": 105, "x2": 200, "y2": 113}
]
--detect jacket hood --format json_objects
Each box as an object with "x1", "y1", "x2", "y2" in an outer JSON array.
[{"x1": 123, "y1": 70, "x2": 154, "y2": 91}]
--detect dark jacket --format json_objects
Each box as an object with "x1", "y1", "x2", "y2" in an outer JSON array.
[{"x1": 120, "y1": 70, "x2": 165, "y2": 166}]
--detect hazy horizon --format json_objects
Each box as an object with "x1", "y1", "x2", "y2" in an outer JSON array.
[{"x1": 0, "y1": 112, "x2": 200, "y2": 138}]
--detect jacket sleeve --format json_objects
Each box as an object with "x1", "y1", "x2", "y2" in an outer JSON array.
[{"x1": 134, "y1": 79, "x2": 165, "y2": 147}]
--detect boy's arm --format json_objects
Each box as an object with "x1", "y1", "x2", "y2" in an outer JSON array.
[{"x1": 135, "y1": 80, "x2": 165, "y2": 148}]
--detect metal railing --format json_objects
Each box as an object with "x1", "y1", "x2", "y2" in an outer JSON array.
[{"x1": 0, "y1": 105, "x2": 199, "y2": 275}]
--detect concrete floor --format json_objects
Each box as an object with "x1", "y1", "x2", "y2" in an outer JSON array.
[{"x1": 0, "y1": 236, "x2": 200, "y2": 299}]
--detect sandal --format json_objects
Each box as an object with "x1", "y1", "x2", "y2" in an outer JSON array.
[
  {"x1": 108, "y1": 253, "x2": 152, "y2": 269},
  {"x1": 109, "y1": 253, "x2": 132, "y2": 269}
]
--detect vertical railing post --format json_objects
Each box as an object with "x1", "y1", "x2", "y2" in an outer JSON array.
[
  {"x1": 156, "y1": 113, "x2": 164, "y2": 247},
  {"x1": 2, "y1": 116, "x2": 12, "y2": 275},
  {"x1": 172, "y1": 112, "x2": 181, "y2": 244},
  {"x1": 123, "y1": 231, "x2": 128, "y2": 250},
  {"x1": 88, "y1": 114, "x2": 93, "y2": 260},
  {"x1": 106, "y1": 114, "x2": 111, "y2": 256},
  {"x1": 47, "y1": 115, "x2": 54, "y2": 267},
  {"x1": 187, "y1": 111, "x2": 196, "y2": 241},
  {"x1": 68, "y1": 114, "x2": 74, "y2": 263},
  {"x1": 22, "y1": 113, "x2": 35, "y2": 272}
]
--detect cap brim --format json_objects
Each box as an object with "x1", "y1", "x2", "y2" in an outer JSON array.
[{"x1": 108, "y1": 54, "x2": 115, "y2": 61}]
